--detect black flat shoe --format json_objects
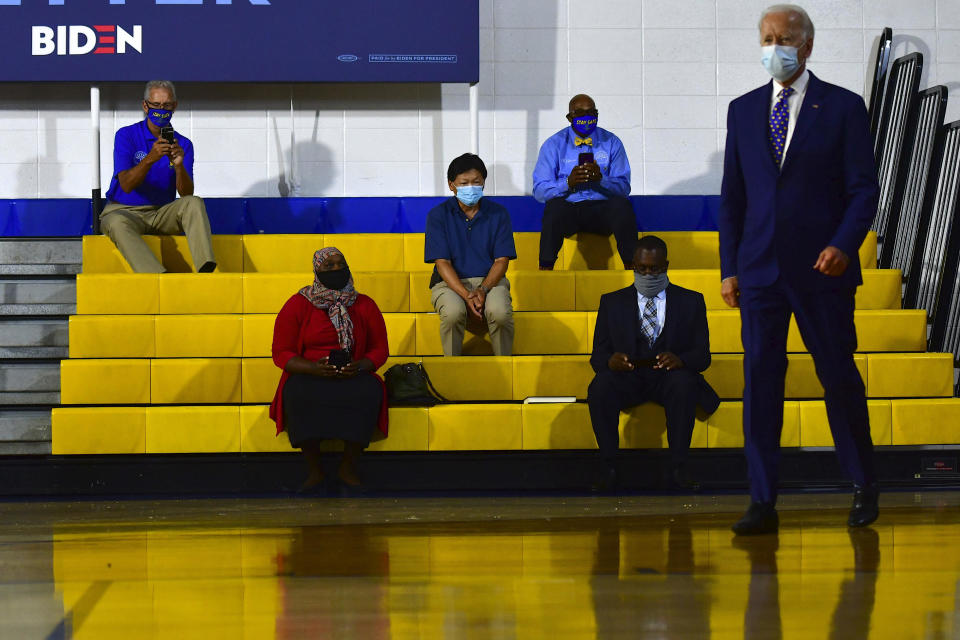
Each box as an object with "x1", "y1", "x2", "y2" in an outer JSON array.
[
  {"x1": 591, "y1": 467, "x2": 618, "y2": 493},
  {"x1": 848, "y1": 484, "x2": 879, "y2": 528},
  {"x1": 732, "y1": 502, "x2": 779, "y2": 535},
  {"x1": 671, "y1": 465, "x2": 701, "y2": 493}
]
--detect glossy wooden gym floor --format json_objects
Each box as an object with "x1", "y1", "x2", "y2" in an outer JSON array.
[{"x1": 1, "y1": 492, "x2": 958, "y2": 639}]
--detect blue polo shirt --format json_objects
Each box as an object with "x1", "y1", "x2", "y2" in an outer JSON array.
[
  {"x1": 424, "y1": 197, "x2": 516, "y2": 286},
  {"x1": 105, "y1": 120, "x2": 195, "y2": 207}
]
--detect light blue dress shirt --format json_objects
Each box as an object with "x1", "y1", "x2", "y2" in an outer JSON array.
[{"x1": 532, "y1": 126, "x2": 631, "y2": 204}]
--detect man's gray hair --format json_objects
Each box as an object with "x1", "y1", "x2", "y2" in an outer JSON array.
[
  {"x1": 759, "y1": 4, "x2": 815, "y2": 41},
  {"x1": 143, "y1": 80, "x2": 177, "y2": 101}
]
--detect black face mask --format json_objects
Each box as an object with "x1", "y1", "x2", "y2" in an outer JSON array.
[{"x1": 316, "y1": 268, "x2": 351, "y2": 291}]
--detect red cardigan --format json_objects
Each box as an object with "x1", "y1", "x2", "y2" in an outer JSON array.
[{"x1": 269, "y1": 293, "x2": 390, "y2": 437}]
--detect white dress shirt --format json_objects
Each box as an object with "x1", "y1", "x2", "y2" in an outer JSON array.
[
  {"x1": 770, "y1": 68, "x2": 810, "y2": 166},
  {"x1": 637, "y1": 288, "x2": 667, "y2": 341}
]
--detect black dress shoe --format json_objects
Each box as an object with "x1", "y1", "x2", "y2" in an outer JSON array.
[
  {"x1": 591, "y1": 467, "x2": 618, "y2": 493},
  {"x1": 848, "y1": 484, "x2": 879, "y2": 528},
  {"x1": 732, "y1": 502, "x2": 779, "y2": 535},
  {"x1": 671, "y1": 465, "x2": 701, "y2": 492}
]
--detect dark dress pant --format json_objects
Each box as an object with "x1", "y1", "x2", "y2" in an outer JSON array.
[
  {"x1": 539, "y1": 196, "x2": 637, "y2": 268},
  {"x1": 588, "y1": 367, "x2": 701, "y2": 465},
  {"x1": 739, "y1": 279, "x2": 876, "y2": 503}
]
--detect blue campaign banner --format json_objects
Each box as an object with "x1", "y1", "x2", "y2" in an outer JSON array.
[{"x1": 0, "y1": 0, "x2": 479, "y2": 83}]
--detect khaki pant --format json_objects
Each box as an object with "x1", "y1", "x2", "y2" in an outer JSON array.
[
  {"x1": 100, "y1": 196, "x2": 216, "y2": 273},
  {"x1": 431, "y1": 277, "x2": 514, "y2": 356}
]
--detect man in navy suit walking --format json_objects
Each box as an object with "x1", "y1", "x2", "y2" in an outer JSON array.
[{"x1": 719, "y1": 4, "x2": 881, "y2": 534}]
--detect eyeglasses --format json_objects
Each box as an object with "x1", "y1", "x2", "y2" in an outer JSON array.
[
  {"x1": 145, "y1": 100, "x2": 176, "y2": 110},
  {"x1": 569, "y1": 109, "x2": 599, "y2": 118}
]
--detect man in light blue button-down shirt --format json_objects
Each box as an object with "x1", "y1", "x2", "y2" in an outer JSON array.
[{"x1": 532, "y1": 94, "x2": 636, "y2": 270}]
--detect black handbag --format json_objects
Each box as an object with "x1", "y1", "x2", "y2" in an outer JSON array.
[{"x1": 384, "y1": 362, "x2": 447, "y2": 406}]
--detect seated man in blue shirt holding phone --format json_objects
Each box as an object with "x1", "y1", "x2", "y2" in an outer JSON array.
[
  {"x1": 424, "y1": 154, "x2": 517, "y2": 356},
  {"x1": 100, "y1": 80, "x2": 216, "y2": 273},
  {"x1": 533, "y1": 94, "x2": 636, "y2": 270}
]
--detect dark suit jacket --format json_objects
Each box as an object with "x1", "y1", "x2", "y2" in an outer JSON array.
[
  {"x1": 591, "y1": 283, "x2": 720, "y2": 413},
  {"x1": 718, "y1": 72, "x2": 880, "y2": 291}
]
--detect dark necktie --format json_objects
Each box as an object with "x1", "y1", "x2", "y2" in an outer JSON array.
[
  {"x1": 640, "y1": 297, "x2": 658, "y2": 347},
  {"x1": 769, "y1": 86, "x2": 795, "y2": 166}
]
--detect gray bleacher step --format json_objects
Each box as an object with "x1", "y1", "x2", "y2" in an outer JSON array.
[
  {"x1": 0, "y1": 303, "x2": 76, "y2": 315},
  {"x1": 0, "y1": 392, "x2": 60, "y2": 405},
  {"x1": 0, "y1": 279, "x2": 76, "y2": 305},
  {"x1": 0, "y1": 362, "x2": 60, "y2": 392},
  {"x1": 0, "y1": 346, "x2": 68, "y2": 358},
  {"x1": 0, "y1": 239, "x2": 82, "y2": 266},
  {"x1": 0, "y1": 264, "x2": 80, "y2": 275},
  {"x1": 0, "y1": 442, "x2": 52, "y2": 455},
  {"x1": 0, "y1": 410, "x2": 51, "y2": 442},
  {"x1": 0, "y1": 319, "x2": 69, "y2": 347}
]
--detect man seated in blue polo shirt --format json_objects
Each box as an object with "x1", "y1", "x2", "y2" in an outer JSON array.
[
  {"x1": 533, "y1": 93, "x2": 636, "y2": 270},
  {"x1": 100, "y1": 80, "x2": 216, "y2": 273},
  {"x1": 425, "y1": 154, "x2": 517, "y2": 356}
]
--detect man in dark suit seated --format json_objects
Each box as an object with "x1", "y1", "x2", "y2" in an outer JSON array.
[{"x1": 588, "y1": 235, "x2": 720, "y2": 491}]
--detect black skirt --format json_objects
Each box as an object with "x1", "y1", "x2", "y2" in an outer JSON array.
[{"x1": 282, "y1": 373, "x2": 382, "y2": 448}]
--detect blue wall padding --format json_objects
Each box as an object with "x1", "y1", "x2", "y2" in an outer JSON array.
[{"x1": 0, "y1": 196, "x2": 720, "y2": 237}]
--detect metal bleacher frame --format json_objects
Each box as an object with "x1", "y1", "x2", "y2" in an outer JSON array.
[
  {"x1": 872, "y1": 52, "x2": 924, "y2": 253},
  {"x1": 905, "y1": 120, "x2": 960, "y2": 334},
  {"x1": 880, "y1": 86, "x2": 949, "y2": 278},
  {"x1": 925, "y1": 122, "x2": 960, "y2": 396},
  {"x1": 868, "y1": 28, "x2": 894, "y2": 142}
]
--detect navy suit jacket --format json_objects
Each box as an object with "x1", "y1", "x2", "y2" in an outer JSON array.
[
  {"x1": 718, "y1": 72, "x2": 879, "y2": 291},
  {"x1": 591, "y1": 283, "x2": 720, "y2": 412}
]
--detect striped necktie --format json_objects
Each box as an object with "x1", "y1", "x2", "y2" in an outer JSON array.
[
  {"x1": 640, "y1": 297, "x2": 658, "y2": 347},
  {"x1": 769, "y1": 86, "x2": 794, "y2": 166}
]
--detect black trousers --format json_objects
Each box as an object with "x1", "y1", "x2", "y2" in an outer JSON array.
[
  {"x1": 539, "y1": 196, "x2": 637, "y2": 268},
  {"x1": 740, "y1": 280, "x2": 875, "y2": 503},
  {"x1": 587, "y1": 368, "x2": 701, "y2": 465}
]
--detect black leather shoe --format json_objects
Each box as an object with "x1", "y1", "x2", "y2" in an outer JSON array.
[
  {"x1": 848, "y1": 484, "x2": 879, "y2": 528},
  {"x1": 591, "y1": 467, "x2": 618, "y2": 493},
  {"x1": 732, "y1": 502, "x2": 779, "y2": 535},
  {"x1": 671, "y1": 465, "x2": 701, "y2": 492}
]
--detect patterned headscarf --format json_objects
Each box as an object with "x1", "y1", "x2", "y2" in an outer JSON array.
[{"x1": 299, "y1": 247, "x2": 358, "y2": 352}]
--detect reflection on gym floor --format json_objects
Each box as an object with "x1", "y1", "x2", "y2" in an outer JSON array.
[{"x1": 1, "y1": 494, "x2": 959, "y2": 639}]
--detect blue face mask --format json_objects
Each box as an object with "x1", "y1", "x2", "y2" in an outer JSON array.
[
  {"x1": 456, "y1": 185, "x2": 483, "y2": 206},
  {"x1": 571, "y1": 114, "x2": 598, "y2": 138},
  {"x1": 146, "y1": 108, "x2": 173, "y2": 128},
  {"x1": 761, "y1": 44, "x2": 803, "y2": 82}
]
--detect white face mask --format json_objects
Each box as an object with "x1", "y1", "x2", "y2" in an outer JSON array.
[{"x1": 761, "y1": 44, "x2": 804, "y2": 82}]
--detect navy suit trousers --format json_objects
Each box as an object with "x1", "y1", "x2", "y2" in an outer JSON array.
[{"x1": 739, "y1": 279, "x2": 876, "y2": 502}]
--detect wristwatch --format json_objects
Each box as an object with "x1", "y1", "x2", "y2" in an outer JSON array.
[{"x1": 479, "y1": 284, "x2": 490, "y2": 294}]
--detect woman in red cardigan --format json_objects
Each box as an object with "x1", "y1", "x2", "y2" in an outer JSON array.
[{"x1": 270, "y1": 246, "x2": 389, "y2": 492}]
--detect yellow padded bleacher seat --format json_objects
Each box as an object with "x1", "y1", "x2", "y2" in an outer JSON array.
[
  {"x1": 158, "y1": 274, "x2": 243, "y2": 314},
  {"x1": 513, "y1": 232, "x2": 545, "y2": 270},
  {"x1": 155, "y1": 315, "x2": 242, "y2": 357},
  {"x1": 145, "y1": 406, "x2": 240, "y2": 453},
  {"x1": 242, "y1": 273, "x2": 311, "y2": 314},
  {"x1": 649, "y1": 231, "x2": 721, "y2": 269},
  {"x1": 83, "y1": 235, "x2": 160, "y2": 274},
  {"x1": 799, "y1": 400, "x2": 893, "y2": 446},
  {"x1": 157, "y1": 235, "x2": 243, "y2": 273},
  {"x1": 241, "y1": 313, "x2": 417, "y2": 358},
  {"x1": 704, "y1": 354, "x2": 868, "y2": 399},
  {"x1": 322, "y1": 234, "x2": 404, "y2": 272},
  {"x1": 69, "y1": 315, "x2": 156, "y2": 358},
  {"x1": 52, "y1": 407, "x2": 146, "y2": 454},
  {"x1": 76, "y1": 274, "x2": 159, "y2": 315},
  {"x1": 708, "y1": 401, "x2": 801, "y2": 448},
  {"x1": 61, "y1": 359, "x2": 151, "y2": 405},
  {"x1": 510, "y1": 271, "x2": 577, "y2": 312},
  {"x1": 513, "y1": 355, "x2": 593, "y2": 399},
  {"x1": 241, "y1": 358, "x2": 280, "y2": 403},
  {"x1": 239, "y1": 405, "x2": 292, "y2": 452},
  {"x1": 866, "y1": 353, "x2": 954, "y2": 398},
  {"x1": 427, "y1": 404, "x2": 523, "y2": 450},
  {"x1": 860, "y1": 231, "x2": 878, "y2": 268},
  {"x1": 242, "y1": 234, "x2": 324, "y2": 272},
  {"x1": 151, "y1": 358, "x2": 241, "y2": 404},
  {"x1": 858, "y1": 270, "x2": 901, "y2": 309},
  {"x1": 560, "y1": 233, "x2": 623, "y2": 270},
  {"x1": 378, "y1": 356, "x2": 514, "y2": 401},
  {"x1": 891, "y1": 398, "x2": 960, "y2": 444}
]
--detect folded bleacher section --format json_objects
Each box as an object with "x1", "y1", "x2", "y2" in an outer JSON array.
[{"x1": 52, "y1": 227, "x2": 960, "y2": 462}]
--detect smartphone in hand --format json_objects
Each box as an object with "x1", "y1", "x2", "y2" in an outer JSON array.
[
  {"x1": 578, "y1": 151, "x2": 594, "y2": 166},
  {"x1": 327, "y1": 349, "x2": 351, "y2": 370},
  {"x1": 160, "y1": 126, "x2": 176, "y2": 145}
]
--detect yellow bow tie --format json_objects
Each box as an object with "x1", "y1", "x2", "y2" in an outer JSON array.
[{"x1": 574, "y1": 137, "x2": 593, "y2": 147}]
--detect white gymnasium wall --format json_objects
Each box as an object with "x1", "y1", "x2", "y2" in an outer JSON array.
[{"x1": 0, "y1": 0, "x2": 958, "y2": 199}]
